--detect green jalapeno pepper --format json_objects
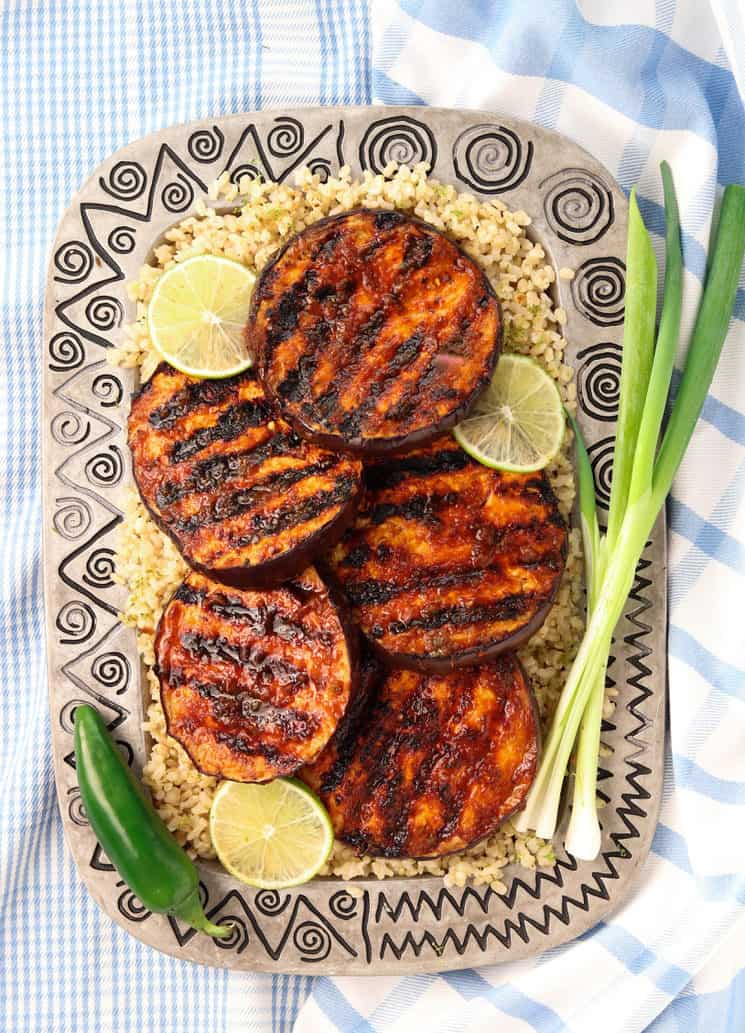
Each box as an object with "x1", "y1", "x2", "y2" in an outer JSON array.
[{"x1": 74, "y1": 704, "x2": 230, "y2": 938}]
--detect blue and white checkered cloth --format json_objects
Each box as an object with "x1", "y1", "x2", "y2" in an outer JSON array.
[{"x1": 1, "y1": 2, "x2": 744, "y2": 1031}]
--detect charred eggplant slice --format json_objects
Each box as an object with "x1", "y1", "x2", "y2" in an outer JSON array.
[
  {"x1": 155, "y1": 568, "x2": 357, "y2": 782},
  {"x1": 325, "y1": 435, "x2": 567, "y2": 670},
  {"x1": 128, "y1": 364, "x2": 362, "y2": 588},
  {"x1": 301, "y1": 656, "x2": 539, "y2": 858},
  {"x1": 251, "y1": 209, "x2": 502, "y2": 454}
]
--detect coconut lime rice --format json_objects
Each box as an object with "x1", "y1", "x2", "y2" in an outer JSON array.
[{"x1": 110, "y1": 162, "x2": 599, "y2": 893}]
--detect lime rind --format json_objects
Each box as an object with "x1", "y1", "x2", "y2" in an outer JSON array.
[
  {"x1": 454, "y1": 353, "x2": 565, "y2": 472},
  {"x1": 209, "y1": 777, "x2": 334, "y2": 889},
  {"x1": 148, "y1": 254, "x2": 256, "y2": 379}
]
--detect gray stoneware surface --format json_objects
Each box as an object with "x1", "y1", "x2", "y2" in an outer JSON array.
[{"x1": 42, "y1": 106, "x2": 666, "y2": 974}]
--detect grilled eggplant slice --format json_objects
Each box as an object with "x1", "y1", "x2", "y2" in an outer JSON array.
[
  {"x1": 128, "y1": 364, "x2": 362, "y2": 588},
  {"x1": 301, "y1": 656, "x2": 539, "y2": 858},
  {"x1": 251, "y1": 209, "x2": 502, "y2": 454},
  {"x1": 325, "y1": 435, "x2": 567, "y2": 670},
  {"x1": 155, "y1": 568, "x2": 358, "y2": 782}
]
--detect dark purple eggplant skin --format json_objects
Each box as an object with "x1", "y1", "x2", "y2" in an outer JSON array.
[
  {"x1": 127, "y1": 363, "x2": 362, "y2": 590},
  {"x1": 248, "y1": 207, "x2": 504, "y2": 456}
]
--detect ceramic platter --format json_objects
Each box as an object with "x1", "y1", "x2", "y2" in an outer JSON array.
[{"x1": 42, "y1": 106, "x2": 665, "y2": 974}]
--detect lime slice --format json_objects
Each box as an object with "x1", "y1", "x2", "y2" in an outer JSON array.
[
  {"x1": 209, "y1": 778, "x2": 334, "y2": 889},
  {"x1": 147, "y1": 255, "x2": 256, "y2": 378},
  {"x1": 454, "y1": 353, "x2": 565, "y2": 472}
]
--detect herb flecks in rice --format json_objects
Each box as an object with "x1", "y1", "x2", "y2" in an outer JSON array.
[{"x1": 111, "y1": 163, "x2": 585, "y2": 887}]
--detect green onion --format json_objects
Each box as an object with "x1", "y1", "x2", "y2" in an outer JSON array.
[
  {"x1": 565, "y1": 167, "x2": 684, "y2": 859},
  {"x1": 605, "y1": 190, "x2": 657, "y2": 549},
  {"x1": 628, "y1": 162, "x2": 683, "y2": 506},
  {"x1": 515, "y1": 169, "x2": 745, "y2": 857},
  {"x1": 653, "y1": 181, "x2": 745, "y2": 506},
  {"x1": 563, "y1": 412, "x2": 606, "y2": 860}
]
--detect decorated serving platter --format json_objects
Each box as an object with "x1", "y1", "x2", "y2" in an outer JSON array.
[{"x1": 42, "y1": 106, "x2": 665, "y2": 974}]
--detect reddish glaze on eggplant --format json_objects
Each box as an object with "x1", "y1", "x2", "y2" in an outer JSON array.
[
  {"x1": 325, "y1": 435, "x2": 567, "y2": 670},
  {"x1": 250, "y1": 209, "x2": 503, "y2": 455},
  {"x1": 300, "y1": 656, "x2": 539, "y2": 858},
  {"x1": 155, "y1": 568, "x2": 358, "y2": 782},
  {"x1": 128, "y1": 364, "x2": 361, "y2": 588}
]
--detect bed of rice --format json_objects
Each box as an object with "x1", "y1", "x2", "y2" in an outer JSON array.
[{"x1": 110, "y1": 162, "x2": 601, "y2": 893}]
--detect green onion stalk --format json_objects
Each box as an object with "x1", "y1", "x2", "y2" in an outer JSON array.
[{"x1": 515, "y1": 166, "x2": 745, "y2": 858}]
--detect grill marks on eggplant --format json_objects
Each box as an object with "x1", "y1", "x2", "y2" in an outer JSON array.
[
  {"x1": 251, "y1": 209, "x2": 503, "y2": 454},
  {"x1": 232, "y1": 476, "x2": 359, "y2": 546},
  {"x1": 128, "y1": 364, "x2": 361, "y2": 587},
  {"x1": 300, "y1": 657, "x2": 539, "y2": 858},
  {"x1": 155, "y1": 433, "x2": 301, "y2": 508},
  {"x1": 169, "y1": 398, "x2": 274, "y2": 464},
  {"x1": 166, "y1": 457, "x2": 346, "y2": 534},
  {"x1": 326, "y1": 436, "x2": 567, "y2": 669},
  {"x1": 155, "y1": 569, "x2": 356, "y2": 782}
]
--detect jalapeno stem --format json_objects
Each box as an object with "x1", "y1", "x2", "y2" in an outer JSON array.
[{"x1": 174, "y1": 887, "x2": 233, "y2": 938}]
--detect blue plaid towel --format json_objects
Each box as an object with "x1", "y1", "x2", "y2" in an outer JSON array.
[{"x1": 1, "y1": 2, "x2": 744, "y2": 1031}]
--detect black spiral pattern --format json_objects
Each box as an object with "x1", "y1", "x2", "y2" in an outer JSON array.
[
  {"x1": 85, "y1": 446, "x2": 123, "y2": 487},
  {"x1": 161, "y1": 173, "x2": 194, "y2": 213},
  {"x1": 267, "y1": 117, "x2": 304, "y2": 157},
  {"x1": 114, "y1": 738, "x2": 135, "y2": 767},
  {"x1": 59, "y1": 698, "x2": 88, "y2": 734},
  {"x1": 83, "y1": 547, "x2": 116, "y2": 589},
  {"x1": 53, "y1": 497, "x2": 93, "y2": 540},
  {"x1": 359, "y1": 115, "x2": 437, "y2": 175},
  {"x1": 67, "y1": 788, "x2": 88, "y2": 827},
  {"x1": 56, "y1": 600, "x2": 96, "y2": 644},
  {"x1": 255, "y1": 890, "x2": 290, "y2": 916},
  {"x1": 577, "y1": 342, "x2": 623, "y2": 421},
  {"x1": 117, "y1": 888, "x2": 151, "y2": 923},
  {"x1": 188, "y1": 126, "x2": 225, "y2": 163},
  {"x1": 293, "y1": 921, "x2": 332, "y2": 961},
  {"x1": 107, "y1": 226, "x2": 136, "y2": 254},
  {"x1": 587, "y1": 436, "x2": 615, "y2": 509},
  {"x1": 307, "y1": 157, "x2": 332, "y2": 182},
  {"x1": 54, "y1": 241, "x2": 94, "y2": 283},
  {"x1": 539, "y1": 168, "x2": 614, "y2": 245},
  {"x1": 92, "y1": 372, "x2": 123, "y2": 407},
  {"x1": 100, "y1": 161, "x2": 147, "y2": 201},
  {"x1": 49, "y1": 331, "x2": 85, "y2": 371},
  {"x1": 51, "y1": 411, "x2": 90, "y2": 447},
  {"x1": 92, "y1": 652, "x2": 130, "y2": 695},
  {"x1": 571, "y1": 258, "x2": 625, "y2": 326},
  {"x1": 453, "y1": 124, "x2": 533, "y2": 193},
  {"x1": 213, "y1": 915, "x2": 250, "y2": 951},
  {"x1": 85, "y1": 295, "x2": 123, "y2": 332},
  {"x1": 230, "y1": 162, "x2": 263, "y2": 186},
  {"x1": 329, "y1": 891, "x2": 359, "y2": 920}
]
